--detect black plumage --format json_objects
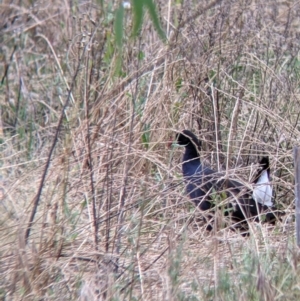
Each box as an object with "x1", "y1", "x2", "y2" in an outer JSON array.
[
  {"x1": 176, "y1": 130, "x2": 278, "y2": 229},
  {"x1": 175, "y1": 130, "x2": 214, "y2": 211}
]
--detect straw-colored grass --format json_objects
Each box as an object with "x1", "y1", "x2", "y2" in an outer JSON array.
[{"x1": 0, "y1": 0, "x2": 299, "y2": 300}]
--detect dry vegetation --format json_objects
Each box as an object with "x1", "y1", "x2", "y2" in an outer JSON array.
[{"x1": 1, "y1": 0, "x2": 300, "y2": 300}]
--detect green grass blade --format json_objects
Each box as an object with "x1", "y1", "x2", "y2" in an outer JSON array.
[
  {"x1": 114, "y1": 4, "x2": 124, "y2": 50},
  {"x1": 144, "y1": 0, "x2": 166, "y2": 41},
  {"x1": 132, "y1": 0, "x2": 144, "y2": 37}
]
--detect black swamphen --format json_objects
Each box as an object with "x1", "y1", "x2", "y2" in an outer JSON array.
[{"x1": 175, "y1": 130, "x2": 278, "y2": 229}]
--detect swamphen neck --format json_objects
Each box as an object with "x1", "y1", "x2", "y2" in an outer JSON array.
[{"x1": 176, "y1": 130, "x2": 212, "y2": 210}]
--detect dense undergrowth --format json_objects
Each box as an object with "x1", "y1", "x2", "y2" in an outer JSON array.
[{"x1": 0, "y1": 0, "x2": 300, "y2": 300}]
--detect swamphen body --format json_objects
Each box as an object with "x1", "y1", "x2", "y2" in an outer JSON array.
[{"x1": 176, "y1": 130, "x2": 277, "y2": 228}]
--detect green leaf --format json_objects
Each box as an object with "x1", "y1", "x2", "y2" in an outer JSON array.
[
  {"x1": 132, "y1": 0, "x2": 144, "y2": 37},
  {"x1": 114, "y1": 5, "x2": 125, "y2": 76},
  {"x1": 96, "y1": 0, "x2": 103, "y2": 7},
  {"x1": 138, "y1": 51, "x2": 145, "y2": 60},
  {"x1": 114, "y1": 53, "x2": 123, "y2": 76},
  {"x1": 114, "y1": 4, "x2": 124, "y2": 49},
  {"x1": 175, "y1": 78, "x2": 182, "y2": 92},
  {"x1": 144, "y1": 0, "x2": 166, "y2": 41},
  {"x1": 141, "y1": 124, "x2": 151, "y2": 149}
]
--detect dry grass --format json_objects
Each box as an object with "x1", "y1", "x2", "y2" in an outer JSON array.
[{"x1": 1, "y1": 0, "x2": 300, "y2": 300}]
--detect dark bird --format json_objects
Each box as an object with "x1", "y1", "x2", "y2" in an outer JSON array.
[{"x1": 175, "y1": 130, "x2": 278, "y2": 230}]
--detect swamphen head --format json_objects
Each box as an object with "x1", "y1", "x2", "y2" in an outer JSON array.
[
  {"x1": 176, "y1": 130, "x2": 201, "y2": 149},
  {"x1": 175, "y1": 130, "x2": 202, "y2": 163}
]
